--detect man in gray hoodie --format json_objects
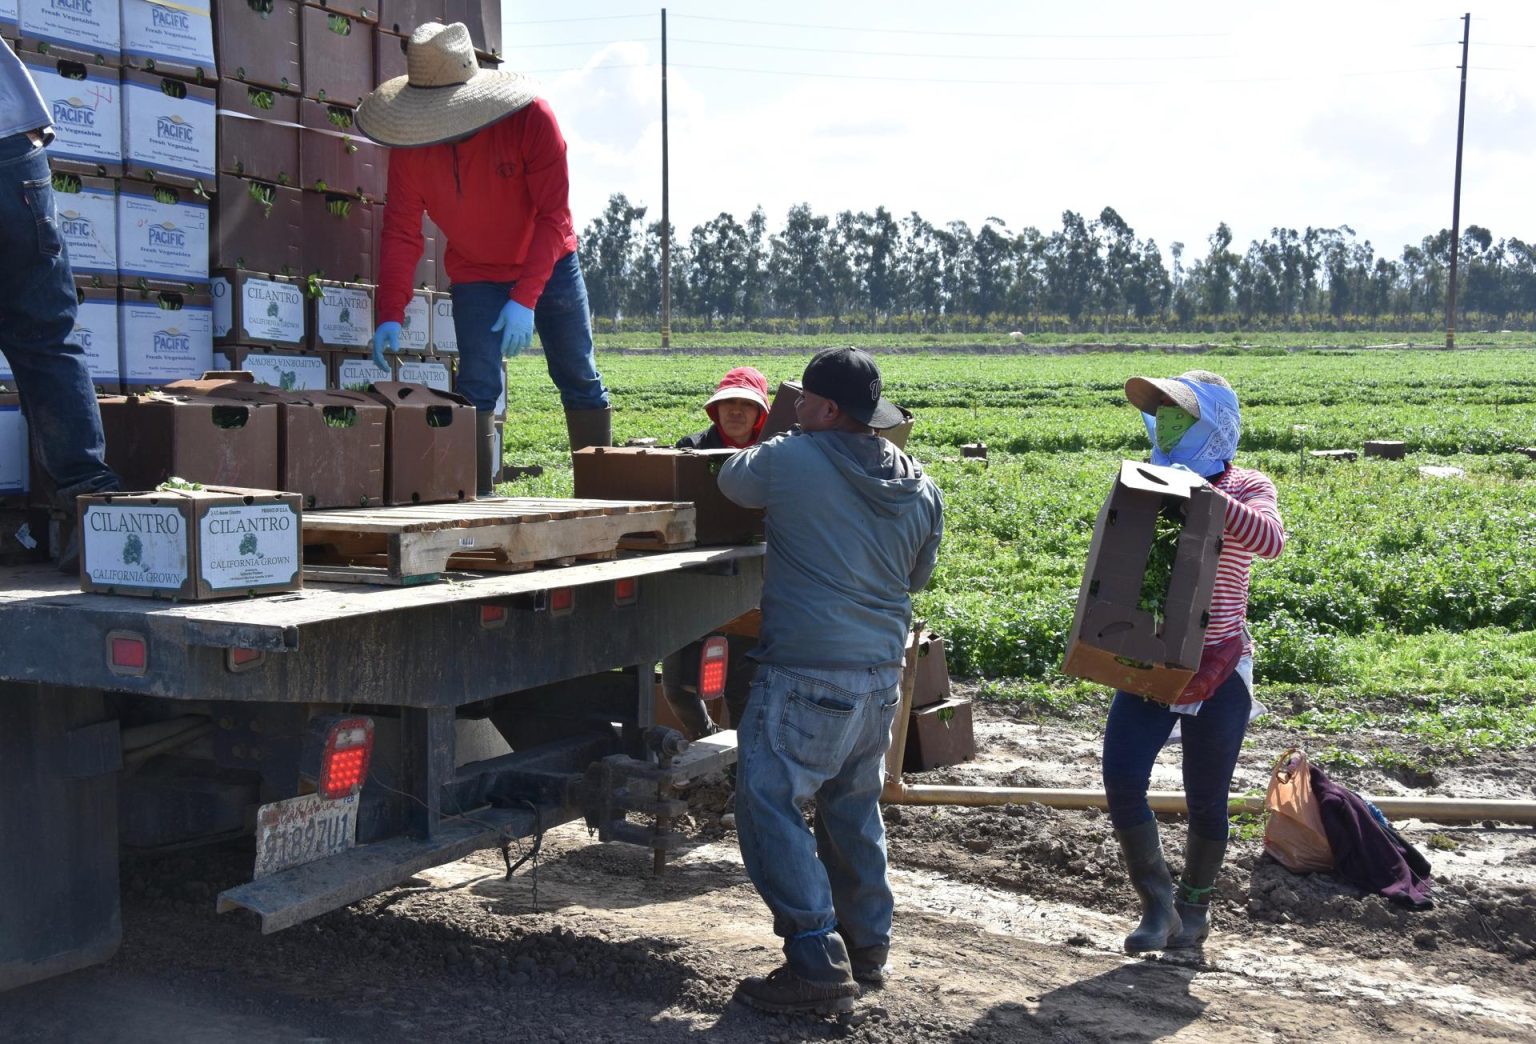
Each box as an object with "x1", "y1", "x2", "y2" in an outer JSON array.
[{"x1": 718, "y1": 347, "x2": 944, "y2": 1016}]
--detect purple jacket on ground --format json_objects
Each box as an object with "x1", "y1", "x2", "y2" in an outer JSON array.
[{"x1": 1311, "y1": 765, "x2": 1433, "y2": 908}]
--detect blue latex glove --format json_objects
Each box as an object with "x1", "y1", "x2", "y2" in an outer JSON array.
[
  {"x1": 490, "y1": 299, "x2": 535, "y2": 357},
  {"x1": 372, "y1": 321, "x2": 402, "y2": 371}
]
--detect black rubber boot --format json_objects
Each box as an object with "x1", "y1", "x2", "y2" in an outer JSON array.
[
  {"x1": 1115, "y1": 820, "x2": 1183, "y2": 954},
  {"x1": 1168, "y1": 832, "x2": 1229, "y2": 948},
  {"x1": 564, "y1": 406, "x2": 612, "y2": 454},
  {"x1": 475, "y1": 409, "x2": 498, "y2": 498},
  {"x1": 736, "y1": 933, "x2": 858, "y2": 1016}
]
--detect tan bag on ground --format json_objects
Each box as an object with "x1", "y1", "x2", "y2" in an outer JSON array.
[{"x1": 1263, "y1": 748, "x2": 1335, "y2": 872}]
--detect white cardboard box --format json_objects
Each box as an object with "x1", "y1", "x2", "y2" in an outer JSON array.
[
  {"x1": 68, "y1": 290, "x2": 121, "y2": 386},
  {"x1": 20, "y1": 0, "x2": 121, "y2": 56},
  {"x1": 55, "y1": 178, "x2": 118, "y2": 278},
  {"x1": 0, "y1": 402, "x2": 27, "y2": 495},
  {"x1": 121, "y1": 72, "x2": 215, "y2": 182},
  {"x1": 23, "y1": 54, "x2": 121, "y2": 169},
  {"x1": 116, "y1": 181, "x2": 209, "y2": 284},
  {"x1": 399, "y1": 289, "x2": 430, "y2": 353},
  {"x1": 120, "y1": 293, "x2": 213, "y2": 385},
  {"x1": 397, "y1": 357, "x2": 451, "y2": 392},
  {"x1": 120, "y1": 0, "x2": 214, "y2": 73}
]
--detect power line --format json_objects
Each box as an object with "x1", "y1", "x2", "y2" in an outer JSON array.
[
  {"x1": 673, "y1": 12, "x2": 1230, "y2": 40},
  {"x1": 515, "y1": 37, "x2": 647, "y2": 49},
  {"x1": 512, "y1": 12, "x2": 652, "y2": 25},
  {"x1": 666, "y1": 60, "x2": 1451, "y2": 87},
  {"x1": 668, "y1": 36, "x2": 1230, "y2": 62}
]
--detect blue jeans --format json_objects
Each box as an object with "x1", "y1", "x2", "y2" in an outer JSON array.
[
  {"x1": 450, "y1": 251, "x2": 609, "y2": 413},
  {"x1": 1101, "y1": 671, "x2": 1252, "y2": 841},
  {"x1": 0, "y1": 134, "x2": 117, "y2": 500},
  {"x1": 736, "y1": 663, "x2": 902, "y2": 951}
]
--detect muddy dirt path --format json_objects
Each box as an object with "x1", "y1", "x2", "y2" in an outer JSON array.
[{"x1": 3, "y1": 704, "x2": 1532, "y2": 1043}]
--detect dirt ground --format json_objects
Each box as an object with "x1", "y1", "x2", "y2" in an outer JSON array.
[{"x1": 4, "y1": 698, "x2": 1533, "y2": 1044}]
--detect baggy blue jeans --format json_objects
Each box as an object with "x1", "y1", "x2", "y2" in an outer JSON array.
[
  {"x1": 450, "y1": 250, "x2": 609, "y2": 414},
  {"x1": 0, "y1": 134, "x2": 117, "y2": 500},
  {"x1": 735, "y1": 663, "x2": 903, "y2": 953},
  {"x1": 1101, "y1": 671, "x2": 1252, "y2": 841}
]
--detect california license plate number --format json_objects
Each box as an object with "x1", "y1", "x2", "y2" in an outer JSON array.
[{"x1": 254, "y1": 792, "x2": 359, "y2": 878}]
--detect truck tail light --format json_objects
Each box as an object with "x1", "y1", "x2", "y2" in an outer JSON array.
[
  {"x1": 613, "y1": 577, "x2": 638, "y2": 606},
  {"x1": 226, "y1": 646, "x2": 264, "y2": 672},
  {"x1": 318, "y1": 717, "x2": 374, "y2": 800},
  {"x1": 698, "y1": 636, "x2": 729, "y2": 701},
  {"x1": 479, "y1": 603, "x2": 507, "y2": 628},
  {"x1": 548, "y1": 587, "x2": 575, "y2": 617},
  {"x1": 106, "y1": 630, "x2": 147, "y2": 676}
]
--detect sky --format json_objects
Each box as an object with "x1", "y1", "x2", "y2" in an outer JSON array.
[{"x1": 505, "y1": 1, "x2": 1535, "y2": 262}]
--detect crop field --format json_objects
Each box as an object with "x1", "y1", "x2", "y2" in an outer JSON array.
[{"x1": 501, "y1": 346, "x2": 1536, "y2": 774}]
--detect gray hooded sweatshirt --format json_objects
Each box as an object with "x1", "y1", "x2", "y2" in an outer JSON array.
[{"x1": 718, "y1": 429, "x2": 945, "y2": 669}]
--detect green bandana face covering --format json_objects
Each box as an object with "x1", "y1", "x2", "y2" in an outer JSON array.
[{"x1": 1155, "y1": 406, "x2": 1197, "y2": 453}]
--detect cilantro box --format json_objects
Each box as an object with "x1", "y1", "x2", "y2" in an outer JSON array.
[
  {"x1": 429, "y1": 291, "x2": 456, "y2": 353},
  {"x1": 396, "y1": 355, "x2": 451, "y2": 392},
  {"x1": 99, "y1": 390, "x2": 279, "y2": 489},
  {"x1": 397, "y1": 288, "x2": 430, "y2": 353},
  {"x1": 79, "y1": 486, "x2": 302, "y2": 599},
  {"x1": 332, "y1": 352, "x2": 393, "y2": 390},
  {"x1": 212, "y1": 346, "x2": 328, "y2": 391},
  {"x1": 1060, "y1": 460, "x2": 1226, "y2": 703},
  {"x1": 307, "y1": 280, "x2": 373, "y2": 350},
  {"x1": 572, "y1": 446, "x2": 760, "y2": 546},
  {"x1": 211, "y1": 269, "x2": 306, "y2": 347}
]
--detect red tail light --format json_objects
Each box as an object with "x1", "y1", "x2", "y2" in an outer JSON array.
[
  {"x1": 318, "y1": 717, "x2": 374, "y2": 800},
  {"x1": 698, "y1": 636, "x2": 729, "y2": 701},
  {"x1": 106, "y1": 631, "x2": 147, "y2": 676},
  {"x1": 548, "y1": 587, "x2": 575, "y2": 616},
  {"x1": 613, "y1": 577, "x2": 638, "y2": 606},
  {"x1": 479, "y1": 603, "x2": 507, "y2": 628},
  {"x1": 226, "y1": 646, "x2": 264, "y2": 672}
]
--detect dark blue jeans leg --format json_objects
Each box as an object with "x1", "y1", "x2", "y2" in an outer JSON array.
[
  {"x1": 1101, "y1": 672, "x2": 1252, "y2": 838},
  {"x1": 448, "y1": 280, "x2": 509, "y2": 414},
  {"x1": 0, "y1": 136, "x2": 117, "y2": 499},
  {"x1": 532, "y1": 252, "x2": 608, "y2": 410}
]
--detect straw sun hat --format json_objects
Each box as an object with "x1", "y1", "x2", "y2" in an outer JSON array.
[
  {"x1": 355, "y1": 22, "x2": 537, "y2": 148},
  {"x1": 1124, "y1": 369, "x2": 1232, "y2": 417}
]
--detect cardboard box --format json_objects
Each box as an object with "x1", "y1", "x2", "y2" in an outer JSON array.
[
  {"x1": 1, "y1": 0, "x2": 18, "y2": 39},
  {"x1": 213, "y1": 0, "x2": 300, "y2": 91},
  {"x1": 443, "y1": 0, "x2": 497, "y2": 56},
  {"x1": 373, "y1": 24, "x2": 404, "y2": 82},
  {"x1": 24, "y1": 51, "x2": 122, "y2": 175},
  {"x1": 902, "y1": 698, "x2": 975, "y2": 773},
  {"x1": 396, "y1": 355, "x2": 450, "y2": 392},
  {"x1": 297, "y1": 98, "x2": 384, "y2": 198},
  {"x1": 215, "y1": 80, "x2": 300, "y2": 184},
  {"x1": 120, "y1": 0, "x2": 215, "y2": 81},
  {"x1": 20, "y1": 0, "x2": 120, "y2": 59},
  {"x1": 305, "y1": 0, "x2": 376, "y2": 21},
  {"x1": 211, "y1": 269, "x2": 306, "y2": 347},
  {"x1": 121, "y1": 68, "x2": 215, "y2": 187},
  {"x1": 429, "y1": 291, "x2": 456, "y2": 354},
  {"x1": 301, "y1": 191, "x2": 375, "y2": 282},
  {"x1": 361, "y1": 382, "x2": 474, "y2": 504},
  {"x1": 415, "y1": 215, "x2": 439, "y2": 290},
  {"x1": 378, "y1": 0, "x2": 439, "y2": 36},
  {"x1": 211, "y1": 346, "x2": 329, "y2": 390},
  {"x1": 572, "y1": 446, "x2": 760, "y2": 546},
  {"x1": 909, "y1": 630, "x2": 951, "y2": 710},
  {"x1": 98, "y1": 391, "x2": 280, "y2": 489},
  {"x1": 0, "y1": 398, "x2": 27, "y2": 496},
  {"x1": 761, "y1": 378, "x2": 915, "y2": 449},
  {"x1": 118, "y1": 286, "x2": 213, "y2": 388},
  {"x1": 299, "y1": 4, "x2": 372, "y2": 106},
  {"x1": 187, "y1": 376, "x2": 386, "y2": 508},
  {"x1": 1061, "y1": 460, "x2": 1226, "y2": 703},
  {"x1": 67, "y1": 283, "x2": 122, "y2": 391},
  {"x1": 116, "y1": 178, "x2": 209, "y2": 284},
  {"x1": 79, "y1": 486, "x2": 302, "y2": 600},
  {"x1": 331, "y1": 352, "x2": 393, "y2": 390},
  {"x1": 212, "y1": 173, "x2": 304, "y2": 275},
  {"x1": 52, "y1": 172, "x2": 117, "y2": 283},
  {"x1": 398, "y1": 288, "x2": 431, "y2": 352},
  {"x1": 308, "y1": 281, "x2": 374, "y2": 350}
]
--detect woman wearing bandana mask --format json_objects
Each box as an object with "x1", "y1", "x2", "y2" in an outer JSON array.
[{"x1": 1103, "y1": 369, "x2": 1287, "y2": 954}]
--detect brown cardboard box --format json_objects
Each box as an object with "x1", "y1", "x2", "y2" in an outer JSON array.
[
  {"x1": 98, "y1": 392, "x2": 281, "y2": 491},
  {"x1": 216, "y1": 81, "x2": 301, "y2": 184},
  {"x1": 211, "y1": 269, "x2": 307, "y2": 347},
  {"x1": 902, "y1": 698, "x2": 975, "y2": 772},
  {"x1": 444, "y1": 0, "x2": 500, "y2": 56},
  {"x1": 1061, "y1": 460, "x2": 1226, "y2": 703},
  {"x1": 302, "y1": 192, "x2": 375, "y2": 282},
  {"x1": 307, "y1": 281, "x2": 374, "y2": 350},
  {"x1": 361, "y1": 382, "x2": 475, "y2": 504},
  {"x1": 298, "y1": 98, "x2": 385, "y2": 198},
  {"x1": 761, "y1": 378, "x2": 915, "y2": 450},
  {"x1": 214, "y1": 0, "x2": 303, "y2": 91},
  {"x1": 79, "y1": 486, "x2": 302, "y2": 600},
  {"x1": 380, "y1": 0, "x2": 444, "y2": 36},
  {"x1": 373, "y1": 26, "x2": 407, "y2": 83},
  {"x1": 193, "y1": 377, "x2": 387, "y2": 509},
  {"x1": 572, "y1": 446, "x2": 761, "y2": 546},
  {"x1": 299, "y1": 5, "x2": 374, "y2": 106},
  {"x1": 305, "y1": 0, "x2": 379, "y2": 22},
  {"x1": 909, "y1": 630, "x2": 951, "y2": 709},
  {"x1": 212, "y1": 174, "x2": 305, "y2": 275}
]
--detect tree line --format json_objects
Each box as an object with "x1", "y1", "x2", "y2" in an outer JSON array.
[{"x1": 578, "y1": 194, "x2": 1536, "y2": 333}]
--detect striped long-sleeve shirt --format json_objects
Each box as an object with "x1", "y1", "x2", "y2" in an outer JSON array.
[{"x1": 1207, "y1": 465, "x2": 1285, "y2": 650}]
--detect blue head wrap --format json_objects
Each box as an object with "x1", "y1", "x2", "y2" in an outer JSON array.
[{"x1": 1142, "y1": 378, "x2": 1241, "y2": 478}]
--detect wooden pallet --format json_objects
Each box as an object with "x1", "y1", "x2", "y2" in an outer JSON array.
[{"x1": 302, "y1": 498, "x2": 697, "y2": 584}]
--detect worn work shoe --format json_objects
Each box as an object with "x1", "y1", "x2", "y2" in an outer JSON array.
[
  {"x1": 735, "y1": 965, "x2": 858, "y2": 1016},
  {"x1": 847, "y1": 945, "x2": 890, "y2": 986},
  {"x1": 1168, "y1": 831, "x2": 1229, "y2": 949},
  {"x1": 1114, "y1": 820, "x2": 1183, "y2": 954}
]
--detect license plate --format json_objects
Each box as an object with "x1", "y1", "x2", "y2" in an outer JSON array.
[{"x1": 253, "y1": 792, "x2": 359, "y2": 878}]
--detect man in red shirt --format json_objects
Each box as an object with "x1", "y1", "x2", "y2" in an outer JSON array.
[{"x1": 357, "y1": 22, "x2": 611, "y2": 495}]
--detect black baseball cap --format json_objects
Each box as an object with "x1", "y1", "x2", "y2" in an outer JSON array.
[{"x1": 801, "y1": 347, "x2": 907, "y2": 429}]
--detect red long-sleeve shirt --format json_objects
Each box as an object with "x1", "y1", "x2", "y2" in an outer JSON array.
[
  {"x1": 375, "y1": 98, "x2": 579, "y2": 324},
  {"x1": 1207, "y1": 466, "x2": 1286, "y2": 650}
]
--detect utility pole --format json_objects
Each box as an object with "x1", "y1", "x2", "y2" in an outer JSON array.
[
  {"x1": 657, "y1": 8, "x2": 669, "y2": 348},
  {"x1": 1445, "y1": 12, "x2": 1470, "y2": 349}
]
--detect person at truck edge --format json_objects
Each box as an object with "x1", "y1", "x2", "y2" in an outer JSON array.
[
  {"x1": 0, "y1": 40, "x2": 120, "y2": 569},
  {"x1": 718, "y1": 348, "x2": 945, "y2": 1016},
  {"x1": 661, "y1": 366, "x2": 772, "y2": 738},
  {"x1": 356, "y1": 22, "x2": 611, "y2": 496},
  {"x1": 1103, "y1": 369, "x2": 1286, "y2": 955}
]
